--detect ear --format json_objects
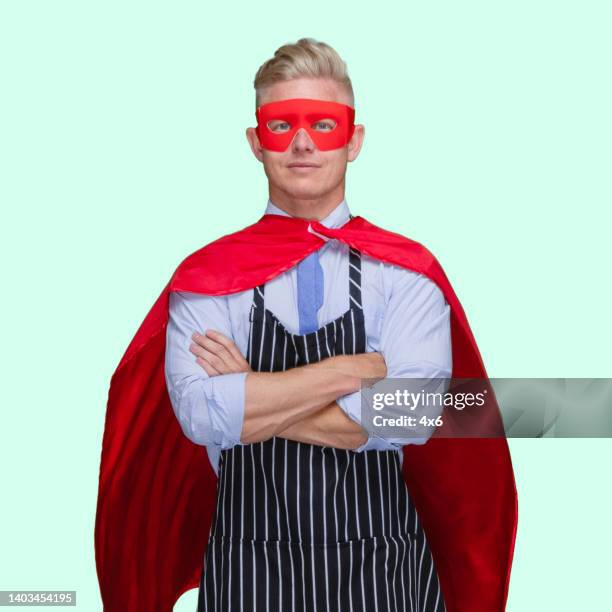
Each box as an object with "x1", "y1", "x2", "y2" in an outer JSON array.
[
  {"x1": 347, "y1": 124, "x2": 365, "y2": 162},
  {"x1": 245, "y1": 127, "x2": 264, "y2": 162}
]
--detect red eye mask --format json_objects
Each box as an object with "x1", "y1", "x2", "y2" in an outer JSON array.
[{"x1": 255, "y1": 98, "x2": 356, "y2": 152}]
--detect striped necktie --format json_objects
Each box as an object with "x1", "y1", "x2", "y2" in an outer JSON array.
[{"x1": 297, "y1": 249, "x2": 324, "y2": 334}]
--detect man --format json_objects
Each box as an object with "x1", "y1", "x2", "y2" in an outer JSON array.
[
  {"x1": 95, "y1": 38, "x2": 517, "y2": 612},
  {"x1": 167, "y1": 38, "x2": 453, "y2": 612}
]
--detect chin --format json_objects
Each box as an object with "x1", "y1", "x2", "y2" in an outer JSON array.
[{"x1": 282, "y1": 184, "x2": 328, "y2": 200}]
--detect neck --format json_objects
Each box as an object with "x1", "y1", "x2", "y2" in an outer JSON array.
[{"x1": 268, "y1": 180, "x2": 346, "y2": 220}]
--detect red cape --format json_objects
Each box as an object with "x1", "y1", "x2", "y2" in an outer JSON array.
[{"x1": 94, "y1": 213, "x2": 518, "y2": 611}]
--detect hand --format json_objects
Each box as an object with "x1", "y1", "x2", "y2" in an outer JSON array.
[{"x1": 189, "y1": 329, "x2": 252, "y2": 376}]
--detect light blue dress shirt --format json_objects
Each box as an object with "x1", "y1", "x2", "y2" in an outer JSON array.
[{"x1": 164, "y1": 199, "x2": 452, "y2": 475}]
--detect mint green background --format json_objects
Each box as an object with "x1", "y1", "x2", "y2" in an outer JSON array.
[{"x1": 1, "y1": 1, "x2": 610, "y2": 610}]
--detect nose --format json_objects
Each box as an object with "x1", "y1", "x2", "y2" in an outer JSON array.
[{"x1": 291, "y1": 127, "x2": 316, "y2": 152}]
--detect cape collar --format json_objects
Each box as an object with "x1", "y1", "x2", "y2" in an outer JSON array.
[{"x1": 264, "y1": 197, "x2": 352, "y2": 230}]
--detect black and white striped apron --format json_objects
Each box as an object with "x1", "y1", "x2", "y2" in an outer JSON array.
[{"x1": 198, "y1": 246, "x2": 446, "y2": 612}]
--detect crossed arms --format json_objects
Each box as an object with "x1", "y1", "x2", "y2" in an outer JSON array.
[
  {"x1": 190, "y1": 329, "x2": 387, "y2": 450},
  {"x1": 164, "y1": 266, "x2": 452, "y2": 453}
]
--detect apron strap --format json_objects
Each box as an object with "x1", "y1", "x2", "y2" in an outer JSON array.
[
  {"x1": 252, "y1": 283, "x2": 265, "y2": 310},
  {"x1": 348, "y1": 246, "x2": 363, "y2": 310}
]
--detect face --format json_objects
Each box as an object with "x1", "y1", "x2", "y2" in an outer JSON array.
[
  {"x1": 256, "y1": 98, "x2": 355, "y2": 152},
  {"x1": 246, "y1": 78, "x2": 365, "y2": 205}
]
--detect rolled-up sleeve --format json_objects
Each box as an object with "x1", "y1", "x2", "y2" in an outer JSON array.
[
  {"x1": 338, "y1": 264, "x2": 452, "y2": 451},
  {"x1": 164, "y1": 291, "x2": 246, "y2": 449},
  {"x1": 337, "y1": 391, "x2": 404, "y2": 451}
]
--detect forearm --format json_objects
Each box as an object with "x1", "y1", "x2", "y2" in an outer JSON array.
[
  {"x1": 241, "y1": 363, "x2": 360, "y2": 444},
  {"x1": 275, "y1": 400, "x2": 369, "y2": 450},
  {"x1": 241, "y1": 352, "x2": 386, "y2": 444},
  {"x1": 309, "y1": 351, "x2": 387, "y2": 381}
]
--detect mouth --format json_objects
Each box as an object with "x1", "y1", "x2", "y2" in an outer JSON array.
[{"x1": 287, "y1": 163, "x2": 321, "y2": 171}]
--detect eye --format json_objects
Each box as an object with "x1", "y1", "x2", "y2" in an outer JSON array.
[
  {"x1": 267, "y1": 120, "x2": 291, "y2": 133},
  {"x1": 312, "y1": 119, "x2": 337, "y2": 132}
]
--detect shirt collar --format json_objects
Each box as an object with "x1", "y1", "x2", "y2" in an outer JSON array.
[{"x1": 264, "y1": 198, "x2": 351, "y2": 229}]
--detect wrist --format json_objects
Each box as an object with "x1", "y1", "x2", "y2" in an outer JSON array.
[{"x1": 330, "y1": 368, "x2": 361, "y2": 397}]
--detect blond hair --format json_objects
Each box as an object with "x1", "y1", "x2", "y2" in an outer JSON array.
[{"x1": 253, "y1": 38, "x2": 355, "y2": 108}]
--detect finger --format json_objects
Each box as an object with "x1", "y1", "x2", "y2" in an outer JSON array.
[
  {"x1": 191, "y1": 331, "x2": 213, "y2": 351},
  {"x1": 192, "y1": 331, "x2": 251, "y2": 373},
  {"x1": 197, "y1": 347, "x2": 231, "y2": 374},
  {"x1": 189, "y1": 341, "x2": 210, "y2": 361},
  {"x1": 192, "y1": 332, "x2": 229, "y2": 357},
  {"x1": 190, "y1": 336, "x2": 232, "y2": 366},
  {"x1": 195, "y1": 331, "x2": 244, "y2": 370},
  {"x1": 197, "y1": 337, "x2": 236, "y2": 370},
  {"x1": 189, "y1": 341, "x2": 228, "y2": 373},
  {"x1": 201, "y1": 331, "x2": 239, "y2": 363},
  {"x1": 196, "y1": 356, "x2": 221, "y2": 376},
  {"x1": 191, "y1": 338, "x2": 251, "y2": 374},
  {"x1": 204, "y1": 330, "x2": 247, "y2": 365}
]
